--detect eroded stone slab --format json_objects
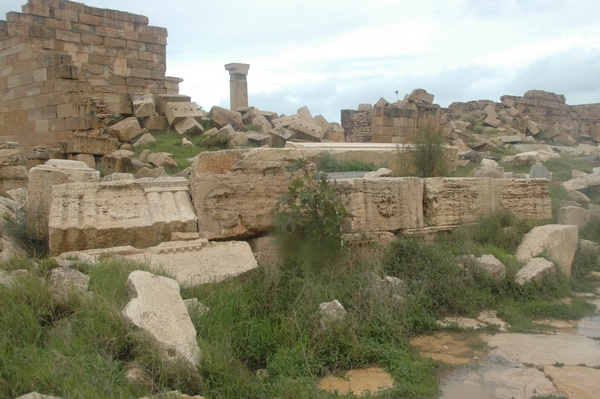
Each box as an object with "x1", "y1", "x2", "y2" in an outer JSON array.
[
  {"x1": 544, "y1": 365, "x2": 600, "y2": 399},
  {"x1": 58, "y1": 239, "x2": 257, "y2": 286},
  {"x1": 516, "y1": 224, "x2": 578, "y2": 277},
  {"x1": 48, "y1": 177, "x2": 197, "y2": 255},
  {"x1": 123, "y1": 270, "x2": 201, "y2": 367}
]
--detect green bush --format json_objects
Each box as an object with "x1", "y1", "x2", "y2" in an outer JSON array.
[
  {"x1": 314, "y1": 152, "x2": 377, "y2": 173},
  {"x1": 411, "y1": 128, "x2": 448, "y2": 177},
  {"x1": 273, "y1": 159, "x2": 346, "y2": 268}
]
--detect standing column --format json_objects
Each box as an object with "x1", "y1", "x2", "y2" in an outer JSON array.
[{"x1": 224, "y1": 63, "x2": 250, "y2": 110}]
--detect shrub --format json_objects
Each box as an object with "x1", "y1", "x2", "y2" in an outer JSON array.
[
  {"x1": 313, "y1": 152, "x2": 377, "y2": 173},
  {"x1": 412, "y1": 128, "x2": 448, "y2": 178},
  {"x1": 272, "y1": 159, "x2": 346, "y2": 268}
]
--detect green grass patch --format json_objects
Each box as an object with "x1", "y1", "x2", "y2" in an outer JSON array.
[{"x1": 314, "y1": 152, "x2": 378, "y2": 173}]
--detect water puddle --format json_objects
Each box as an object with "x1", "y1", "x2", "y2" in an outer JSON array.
[
  {"x1": 318, "y1": 367, "x2": 394, "y2": 396},
  {"x1": 410, "y1": 332, "x2": 487, "y2": 366}
]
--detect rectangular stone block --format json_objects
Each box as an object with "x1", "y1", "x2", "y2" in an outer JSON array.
[
  {"x1": 155, "y1": 94, "x2": 191, "y2": 115},
  {"x1": 423, "y1": 177, "x2": 552, "y2": 227},
  {"x1": 66, "y1": 133, "x2": 117, "y2": 155},
  {"x1": 335, "y1": 177, "x2": 424, "y2": 234},
  {"x1": 132, "y1": 93, "x2": 156, "y2": 118},
  {"x1": 164, "y1": 102, "x2": 202, "y2": 126},
  {"x1": 141, "y1": 116, "x2": 169, "y2": 131},
  {"x1": 49, "y1": 177, "x2": 198, "y2": 255},
  {"x1": 174, "y1": 117, "x2": 204, "y2": 136}
]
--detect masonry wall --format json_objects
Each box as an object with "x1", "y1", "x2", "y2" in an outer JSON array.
[
  {"x1": 371, "y1": 104, "x2": 442, "y2": 143},
  {"x1": 0, "y1": 0, "x2": 176, "y2": 152},
  {"x1": 340, "y1": 109, "x2": 372, "y2": 142}
]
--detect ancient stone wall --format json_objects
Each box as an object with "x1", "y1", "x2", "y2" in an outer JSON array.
[
  {"x1": 340, "y1": 109, "x2": 373, "y2": 142},
  {"x1": 0, "y1": 0, "x2": 180, "y2": 152},
  {"x1": 371, "y1": 103, "x2": 442, "y2": 143}
]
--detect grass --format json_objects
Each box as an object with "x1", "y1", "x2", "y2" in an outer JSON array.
[
  {"x1": 133, "y1": 130, "x2": 227, "y2": 174},
  {"x1": 314, "y1": 152, "x2": 378, "y2": 173}
]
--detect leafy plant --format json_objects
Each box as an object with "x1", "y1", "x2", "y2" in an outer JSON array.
[
  {"x1": 273, "y1": 159, "x2": 347, "y2": 267},
  {"x1": 412, "y1": 128, "x2": 448, "y2": 177}
]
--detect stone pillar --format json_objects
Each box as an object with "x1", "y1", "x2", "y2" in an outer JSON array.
[{"x1": 224, "y1": 63, "x2": 250, "y2": 110}]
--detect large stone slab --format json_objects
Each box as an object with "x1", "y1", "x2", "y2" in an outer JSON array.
[
  {"x1": 190, "y1": 148, "x2": 305, "y2": 239},
  {"x1": 27, "y1": 160, "x2": 100, "y2": 241},
  {"x1": 132, "y1": 93, "x2": 156, "y2": 118},
  {"x1": 334, "y1": 177, "x2": 424, "y2": 234},
  {"x1": 423, "y1": 178, "x2": 552, "y2": 227},
  {"x1": 0, "y1": 165, "x2": 28, "y2": 197},
  {"x1": 544, "y1": 365, "x2": 600, "y2": 399},
  {"x1": 516, "y1": 224, "x2": 578, "y2": 277},
  {"x1": 164, "y1": 102, "x2": 203, "y2": 126},
  {"x1": 0, "y1": 142, "x2": 21, "y2": 166},
  {"x1": 106, "y1": 117, "x2": 144, "y2": 142},
  {"x1": 59, "y1": 239, "x2": 258, "y2": 286},
  {"x1": 209, "y1": 106, "x2": 245, "y2": 131},
  {"x1": 123, "y1": 270, "x2": 201, "y2": 367},
  {"x1": 66, "y1": 133, "x2": 118, "y2": 155},
  {"x1": 48, "y1": 177, "x2": 197, "y2": 255}
]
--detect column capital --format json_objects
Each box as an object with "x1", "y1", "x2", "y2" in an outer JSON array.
[{"x1": 224, "y1": 63, "x2": 250, "y2": 76}]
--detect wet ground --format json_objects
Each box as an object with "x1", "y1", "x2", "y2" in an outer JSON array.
[
  {"x1": 318, "y1": 367, "x2": 394, "y2": 396},
  {"x1": 411, "y1": 299, "x2": 600, "y2": 399}
]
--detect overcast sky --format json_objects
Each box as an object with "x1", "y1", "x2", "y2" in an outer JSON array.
[{"x1": 2, "y1": 0, "x2": 600, "y2": 122}]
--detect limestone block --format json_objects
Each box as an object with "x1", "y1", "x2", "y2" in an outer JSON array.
[
  {"x1": 515, "y1": 257, "x2": 555, "y2": 285},
  {"x1": 106, "y1": 117, "x2": 144, "y2": 143},
  {"x1": 132, "y1": 93, "x2": 156, "y2": 118},
  {"x1": 71, "y1": 154, "x2": 96, "y2": 169},
  {"x1": 480, "y1": 158, "x2": 499, "y2": 167},
  {"x1": 213, "y1": 125, "x2": 236, "y2": 143},
  {"x1": 48, "y1": 177, "x2": 197, "y2": 255},
  {"x1": 467, "y1": 166, "x2": 505, "y2": 178},
  {"x1": 558, "y1": 205, "x2": 591, "y2": 228},
  {"x1": 209, "y1": 106, "x2": 245, "y2": 131},
  {"x1": 0, "y1": 165, "x2": 28, "y2": 197},
  {"x1": 288, "y1": 119, "x2": 324, "y2": 141},
  {"x1": 565, "y1": 190, "x2": 590, "y2": 206},
  {"x1": 363, "y1": 168, "x2": 393, "y2": 178},
  {"x1": 358, "y1": 104, "x2": 373, "y2": 112},
  {"x1": 473, "y1": 254, "x2": 506, "y2": 281},
  {"x1": 123, "y1": 270, "x2": 201, "y2": 367},
  {"x1": 483, "y1": 115, "x2": 501, "y2": 128},
  {"x1": 563, "y1": 173, "x2": 600, "y2": 191},
  {"x1": 313, "y1": 115, "x2": 329, "y2": 132},
  {"x1": 174, "y1": 118, "x2": 204, "y2": 136},
  {"x1": 189, "y1": 148, "x2": 305, "y2": 239},
  {"x1": 147, "y1": 152, "x2": 178, "y2": 169},
  {"x1": 323, "y1": 123, "x2": 345, "y2": 142},
  {"x1": 529, "y1": 163, "x2": 551, "y2": 180},
  {"x1": 164, "y1": 102, "x2": 202, "y2": 126},
  {"x1": 272, "y1": 114, "x2": 300, "y2": 128},
  {"x1": 142, "y1": 116, "x2": 169, "y2": 131},
  {"x1": 512, "y1": 151, "x2": 540, "y2": 167},
  {"x1": 423, "y1": 178, "x2": 552, "y2": 227},
  {"x1": 0, "y1": 142, "x2": 21, "y2": 166},
  {"x1": 268, "y1": 127, "x2": 294, "y2": 147},
  {"x1": 247, "y1": 236, "x2": 282, "y2": 266},
  {"x1": 228, "y1": 132, "x2": 249, "y2": 148},
  {"x1": 516, "y1": 224, "x2": 578, "y2": 277},
  {"x1": 334, "y1": 178, "x2": 424, "y2": 234},
  {"x1": 27, "y1": 160, "x2": 100, "y2": 242},
  {"x1": 247, "y1": 132, "x2": 270, "y2": 146},
  {"x1": 526, "y1": 120, "x2": 540, "y2": 135},
  {"x1": 66, "y1": 133, "x2": 118, "y2": 155},
  {"x1": 574, "y1": 143, "x2": 600, "y2": 156},
  {"x1": 404, "y1": 89, "x2": 434, "y2": 104},
  {"x1": 318, "y1": 300, "x2": 346, "y2": 328},
  {"x1": 155, "y1": 94, "x2": 191, "y2": 116},
  {"x1": 133, "y1": 133, "x2": 156, "y2": 148},
  {"x1": 50, "y1": 266, "x2": 90, "y2": 310},
  {"x1": 297, "y1": 106, "x2": 314, "y2": 122}
]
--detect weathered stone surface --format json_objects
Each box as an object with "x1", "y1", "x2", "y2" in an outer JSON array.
[
  {"x1": 164, "y1": 102, "x2": 203, "y2": 126},
  {"x1": 544, "y1": 365, "x2": 600, "y2": 399},
  {"x1": 268, "y1": 127, "x2": 294, "y2": 147},
  {"x1": 512, "y1": 151, "x2": 540, "y2": 167},
  {"x1": 132, "y1": 94, "x2": 156, "y2": 118},
  {"x1": 246, "y1": 132, "x2": 270, "y2": 146},
  {"x1": 335, "y1": 178, "x2": 424, "y2": 234},
  {"x1": 423, "y1": 178, "x2": 552, "y2": 227},
  {"x1": 288, "y1": 119, "x2": 324, "y2": 141},
  {"x1": 27, "y1": 160, "x2": 100, "y2": 241},
  {"x1": 66, "y1": 133, "x2": 118, "y2": 155},
  {"x1": 529, "y1": 163, "x2": 551, "y2": 179},
  {"x1": 516, "y1": 224, "x2": 578, "y2": 277},
  {"x1": 0, "y1": 165, "x2": 28, "y2": 197},
  {"x1": 123, "y1": 270, "x2": 201, "y2": 367},
  {"x1": 247, "y1": 236, "x2": 282, "y2": 266},
  {"x1": 48, "y1": 177, "x2": 197, "y2": 255},
  {"x1": 467, "y1": 166, "x2": 505, "y2": 178},
  {"x1": 106, "y1": 117, "x2": 144, "y2": 142},
  {"x1": 135, "y1": 166, "x2": 167, "y2": 179},
  {"x1": 297, "y1": 106, "x2": 314, "y2": 122},
  {"x1": 60, "y1": 239, "x2": 257, "y2": 286},
  {"x1": 558, "y1": 205, "x2": 591, "y2": 228},
  {"x1": 405, "y1": 88, "x2": 434, "y2": 104},
  {"x1": 142, "y1": 116, "x2": 170, "y2": 131},
  {"x1": 323, "y1": 123, "x2": 345, "y2": 142},
  {"x1": 213, "y1": 125, "x2": 236, "y2": 143},
  {"x1": 71, "y1": 154, "x2": 96, "y2": 169},
  {"x1": 228, "y1": 132, "x2": 249, "y2": 147},
  {"x1": 147, "y1": 152, "x2": 178, "y2": 169},
  {"x1": 50, "y1": 267, "x2": 90, "y2": 310},
  {"x1": 133, "y1": 133, "x2": 157, "y2": 148},
  {"x1": 563, "y1": 172, "x2": 600, "y2": 191},
  {"x1": 209, "y1": 106, "x2": 245, "y2": 131},
  {"x1": 566, "y1": 190, "x2": 591, "y2": 206},
  {"x1": 515, "y1": 257, "x2": 555, "y2": 285},
  {"x1": 174, "y1": 118, "x2": 204, "y2": 136},
  {"x1": 190, "y1": 148, "x2": 305, "y2": 239},
  {"x1": 481, "y1": 368, "x2": 558, "y2": 399},
  {"x1": 473, "y1": 254, "x2": 506, "y2": 281},
  {"x1": 318, "y1": 299, "x2": 346, "y2": 328},
  {"x1": 0, "y1": 142, "x2": 21, "y2": 166},
  {"x1": 363, "y1": 168, "x2": 393, "y2": 178},
  {"x1": 15, "y1": 393, "x2": 62, "y2": 399}
]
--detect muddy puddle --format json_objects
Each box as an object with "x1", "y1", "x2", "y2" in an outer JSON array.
[
  {"x1": 410, "y1": 300, "x2": 600, "y2": 399},
  {"x1": 318, "y1": 367, "x2": 394, "y2": 396}
]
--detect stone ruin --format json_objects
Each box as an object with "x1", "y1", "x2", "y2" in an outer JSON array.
[
  {"x1": 342, "y1": 89, "x2": 600, "y2": 147},
  {"x1": 0, "y1": 0, "x2": 182, "y2": 153}
]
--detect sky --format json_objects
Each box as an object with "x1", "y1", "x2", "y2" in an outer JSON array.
[{"x1": 1, "y1": 0, "x2": 600, "y2": 123}]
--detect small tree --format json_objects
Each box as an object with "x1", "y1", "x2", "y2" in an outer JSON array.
[
  {"x1": 412, "y1": 127, "x2": 448, "y2": 177},
  {"x1": 273, "y1": 159, "x2": 346, "y2": 268}
]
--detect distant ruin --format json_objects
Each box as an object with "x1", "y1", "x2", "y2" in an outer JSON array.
[
  {"x1": 343, "y1": 90, "x2": 600, "y2": 144},
  {"x1": 0, "y1": 0, "x2": 181, "y2": 152}
]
